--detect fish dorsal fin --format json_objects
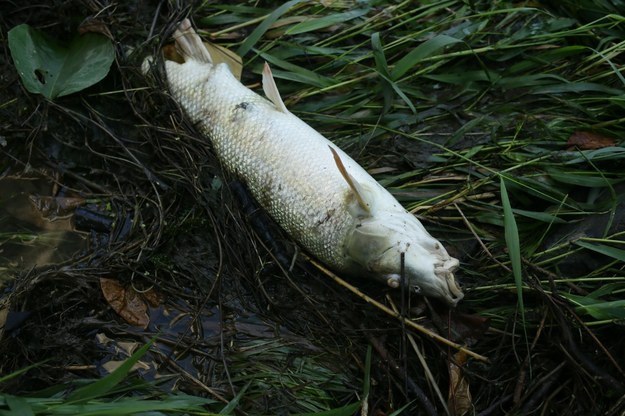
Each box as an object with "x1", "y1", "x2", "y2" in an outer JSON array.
[
  {"x1": 329, "y1": 146, "x2": 371, "y2": 216},
  {"x1": 262, "y1": 63, "x2": 288, "y2": 113}
]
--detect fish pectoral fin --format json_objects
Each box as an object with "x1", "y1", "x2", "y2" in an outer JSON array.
[
  {"x1": 329, "y1": 146, "x2": 371, "y2": 216},
  {"x1": 262, "y1": 63, "x2": 289, "y2": 113},
  {"x1": 345, "y1": 223, "x2": 390, "y2": 270},
  {"x1": 173, "y1": 19, "x2": 213, "y2": 64}
]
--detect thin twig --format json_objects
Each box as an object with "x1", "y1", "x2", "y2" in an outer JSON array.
[{"x1": 308, "y1": 257, "x2": 489, "y2": 362}]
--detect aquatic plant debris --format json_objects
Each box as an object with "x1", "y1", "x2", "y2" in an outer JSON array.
[{"x1": 8, "y1": 23, "x2": 114, "y2": 99}]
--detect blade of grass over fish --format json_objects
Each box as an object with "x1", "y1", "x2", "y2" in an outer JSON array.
[
  {"x1": 500, "y1": 177, "x2": 527, "y2": 331},
  {"x1": 67, "y1": 337, "x2": 155, "y2": 402},
  {"x1": 237, "y1": 0, "x2": 306, "y2": 57}
]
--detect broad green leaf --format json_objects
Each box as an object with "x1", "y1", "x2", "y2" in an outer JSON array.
[
  {"x1": 8, "y1": 24, "x2": 114, "y2": 99},
  {"x1": 391, "y1": 35, "x2": 463, "y2": 80}
]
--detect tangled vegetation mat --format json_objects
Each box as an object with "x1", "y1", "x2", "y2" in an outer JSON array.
[{"x1": 1, "y1": 1, "x2": 624, "y2": 415}]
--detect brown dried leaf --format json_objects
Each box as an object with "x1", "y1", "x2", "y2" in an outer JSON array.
[
  {"x1": 567, "y1": 131, "x2": 616, "y2": 150},
  {"x1": 448, "y1": 351, "x2": 472, "y2": 416},
  {"x1": 141, "y1": 287, "x2": 164, "y2": 307},
  {"x1": 29, "y1": 195, "x2": 85, "y2": 219},
  {"x1": 78, "y1": 19, "x2": 113, "y2": 40},
  {"x1": 100, "y1": 278, "x2": 149, "y2": 329}
]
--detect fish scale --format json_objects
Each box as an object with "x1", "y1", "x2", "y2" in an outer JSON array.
[
  {"x1": 160, "y1": 19, "x2": 464, "y2": 305},
  {"x1": 166, "y1": 61, "x2": 359, "y2": 269}
]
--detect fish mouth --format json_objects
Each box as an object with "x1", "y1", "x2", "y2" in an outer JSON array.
[
  {"x1": 443, "y1": 272, "x2": 464, "y2": 306},
  {"x1": 434, "y1": 257, "x2": 464, "y2": 306}
]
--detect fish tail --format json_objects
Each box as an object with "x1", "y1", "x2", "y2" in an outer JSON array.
[{"x1": 173, "y1": 19, "x2": 213, "y2": 64}]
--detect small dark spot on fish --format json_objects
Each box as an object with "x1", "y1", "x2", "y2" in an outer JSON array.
[
  {"x1": 232, "y1": 102, "x2": 252, "y2": 122},
  {"x1": 317, "y1": 208, "x2": 336, "y2": 226}
]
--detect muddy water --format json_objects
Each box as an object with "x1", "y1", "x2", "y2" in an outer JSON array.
[{"x1": 0, "y1": 174, "x2": 87, "y2": 286}]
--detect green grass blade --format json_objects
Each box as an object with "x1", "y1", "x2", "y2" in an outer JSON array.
[
  {"x1": 4, "y1": 395, "x2": 34, "y2": 416},
  {"x1": 286, "y1": 9, "x2": 368, "y2": 35},
  {"x1": 575, "y1": 241, "x2": 625, "y2": 262},
  {"x1": 291, "y1": 402, "x2": 361, "y2": 416},
  {"x1": 259, "y1": 52, "x2": 334, "y2": 88},
  {"x1": 371, "y1": 32, "x2": 390, "y2": 77},
  {"x1": 561, "y1": 293, "x2": 625, "y2": 320},
  {"x1": 67, "y1": 337, "x2": 155, "y2": 402},
  {"x1": 363, "y1": 344, "x2": 372, "y2": 399},
  {"x1": 0, "y1": 361, "x2": 47, "y2": 384},
  {"x1": 500, "y1": 177, "x2": 526, "y2": 323},
  {"x1": 236, "y1": 0, "x2": 305, "y2": 57},
  {"x1": 219, "y1": 381, "x2": 250, "y2": 414},
  {"x1": 391, "y1": 34, "x2": 463, "y2": 80}
]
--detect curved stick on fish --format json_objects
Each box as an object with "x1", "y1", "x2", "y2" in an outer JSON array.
[
  {"x1": 262, "y1": 63, "x2": 288, "y2": 113},
  {"x1": 307, "y1": 256, "x2": 489, "y2": 363}
]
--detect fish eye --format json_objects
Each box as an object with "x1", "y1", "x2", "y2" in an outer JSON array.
[{"x1": 386, "y1": 275, "x2": 400, "y2": 288}]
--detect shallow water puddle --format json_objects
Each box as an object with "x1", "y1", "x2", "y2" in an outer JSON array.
[{"x1": 0, "y1": 173, "x2": 88, "y2": 286}]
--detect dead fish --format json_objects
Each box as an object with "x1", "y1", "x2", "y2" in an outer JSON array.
[{"x1": 154, "y1": 19, "x2": 463, "y2": 305}]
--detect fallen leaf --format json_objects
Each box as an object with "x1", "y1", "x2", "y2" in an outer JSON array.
[
  {"x1": 100, "y1": 278, "x2": 149, "y2": 329},
  {"x1": 29, "y1": 195, "x2": 85, "y2": 219},
  {"x1": 101, "y1": 358, "x2": 151, "y2": 374},
  {"x1": 567, "y1": 131, "x2": 616, "y2": 150},
  {"x1": 448, "y1": 351, "x2": 472, "y2": 416},
  {"x1": 141, "y1": 287, "x2": 164, "y2": 307},
  {"x1": 8, "y1": 24, "x2": 114, "y2": 99},
  {"x1": 78, "y1": 19, "x2": 113, "y2": 40}
]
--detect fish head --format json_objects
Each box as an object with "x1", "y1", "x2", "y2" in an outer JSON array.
[{"x1": 345, "y1": 213, "x2": 464, "y2": 305}]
